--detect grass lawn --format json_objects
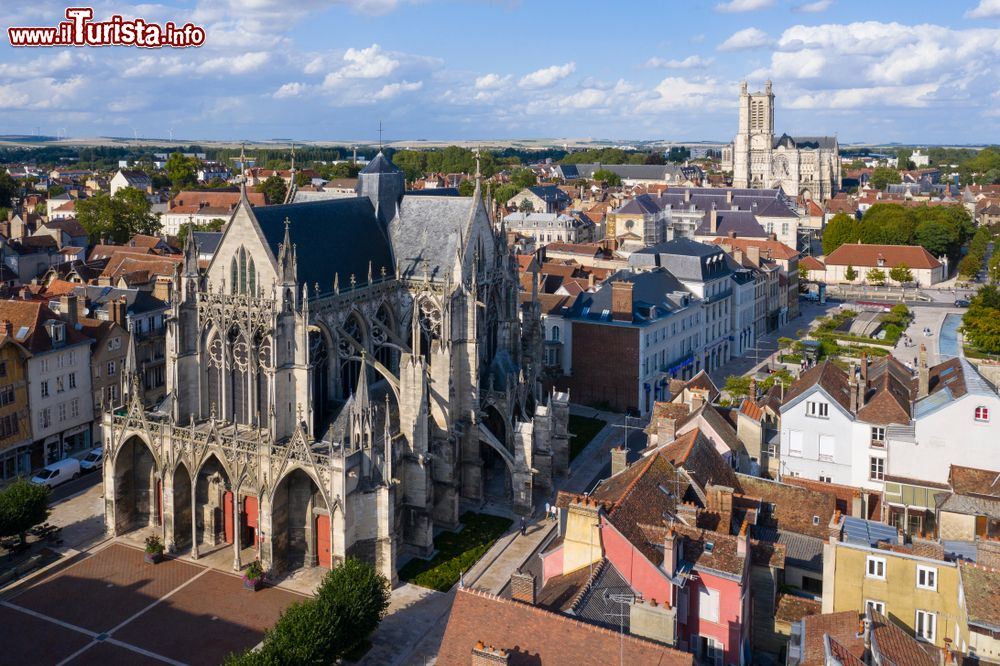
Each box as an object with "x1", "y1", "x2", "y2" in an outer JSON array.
[
  {"x1": 397, "y1": 512, "x2": 512, "y2": 592},
  {"x1": 568, "y1": 414, "x2": 607, "y2": 461}
]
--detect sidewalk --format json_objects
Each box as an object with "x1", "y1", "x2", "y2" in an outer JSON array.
[{"x1": 360, "y1": 408, "x2": 632, "y2": 666}]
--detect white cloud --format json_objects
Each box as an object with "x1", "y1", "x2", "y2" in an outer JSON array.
[
  {"x1": 0, "y1": 51, "x2": 81, "y2": 80},
  {"x1": 121, "y1": 55, "x2": 187, "y2": 78},
  {"x1": 794, "y1": 0, "x2": 833, "y2": 11},
  {"x1": 323, "y1": 44, "x2": 399, "y2": 87},
  {"x1": 967, "y1": 0, "x2": 1000, "y2": 18},
  {"x1": 787, "y1": 83, "x2": 938, "y2": 109},
  {"x1": 636, "y1": 77, "x2": 723, "y2": 113},
  {"x1": 645, "y1": 55, "x2": 714, "y2": 69},
  {"x1": 273, "y1": 82, "x2": 308, "y2": 98},
  {"x1": 558, "y1": 88, "x2": 606, "y2": 110},
  {"x1": 475, "y1": 73, "x2": 512, "y2": 90},
  {"x1": 0, "y1": 76, "x2": 86, "y2": 110},
  {"x1": 199, "y1": 52, "x2": 271, "y2": 75},
  {"x1": 373, "y1": 80, "x2": 422, "y2": 100},
  {"x1": 718, "y1": 27, "x2": 773, "y2": 51},
  {"x1": 715, "y1": 0, "x2": 773, "y2": 12},
  {"x1": 518, "y1": 63, "x2": 576, "y2": 89}
]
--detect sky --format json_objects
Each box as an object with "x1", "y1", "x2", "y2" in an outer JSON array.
[{"x1": 2, "y1": 0, "x2": 1000, "y2": 145}]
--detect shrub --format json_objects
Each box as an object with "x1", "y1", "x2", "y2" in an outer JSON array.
[{"x1": 0, "y1": 480, "x2": 51, "y2": 547}]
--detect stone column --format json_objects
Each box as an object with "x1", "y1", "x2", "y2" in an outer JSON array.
[
  {"x1": 332, "y1": 502, "x2": 346, "y2": 566},
  {"x1": 162, "y1": 470, "x2": 175, "y2": 552},
  {"x1": 232, "y1": 492, "x2": 242, "y2": 571},
  {"x1": 190, "y1": 483, "x2": 199, "y2": 559},
  {"x1": 104, "y1": 453, "x2": 118, "y2": 537},
  {"x1": 305, "y1": 498, "x2": 316, "y2": 567}
]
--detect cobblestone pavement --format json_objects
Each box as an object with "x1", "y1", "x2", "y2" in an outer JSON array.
[{"x1": 1, "y1": 542, "x2": 306, "y2": 666}]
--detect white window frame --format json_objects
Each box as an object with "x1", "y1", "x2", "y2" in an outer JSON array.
[
  {"x1": 865, "y1": 599, "x2": 885, "y2": 614},
  {"x1": 915, "y1": 609, "x2": 936, "y2": 642},
  {"x1": 974, "y1": 406, "x2": 989, "y2": 422},
  {"x1": 870, "y1": 456, "x2": 885, "y2": 481},
  {"x1": 788, "y1": 430, "x2": 803, "y2": 457},
  {"x1": 699, "y1": 587, "x2": 721, "y2": 624},
  {"x1": 916, "y1": 565, "x2": 937, "y2": 591},
  {"x1": 806, "y1": 400, "x2": 829, "y2": 419},
  {"x1": 818, "y1": 434, "x2": 835, "y2": 462},
  {"x1": 866, "y1": 555, "x2": 886, "y2": 580}
]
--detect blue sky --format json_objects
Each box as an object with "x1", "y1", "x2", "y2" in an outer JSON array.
[{"x1": 2, "y1": 0, "x2": 1000, "y2": 144}]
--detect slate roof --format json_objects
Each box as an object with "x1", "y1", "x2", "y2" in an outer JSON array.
[
  {"x1": 438, "y1": 589, "x2": 694, "y2": 666},
  {"x1": 773, "y1": 134, "x2": 837, "y2": 150},
  {"x1": 569, "y1": 558, "x2": 638, "y2": 631},
  {"x1": 359, "y1": 152, "x2": 400, "y2": 174},
  {"x1": 390, "y1": 194, "x2": 485, "y2": 283},
  {"x1": 253, "y1": 197, "x2": 394, "y2": 294},
  {"x1": 754, "y1": 527, "x2": 824, "y2": 572},
  {"x1": 694, "y1": 210, "x2": 768, "y2": 238},
  {"x1": 536, "y1": 564, "x2": 594, "y2": 612},
  {"x1": 630, "y1": 238, "x2": 732, "y2": 282},
  {"x1": 961, "y1": 562, "x2": 1000, "y2": 631},
  {"x1": 563, "y1": 268, "x2": 692, "y2": 325},
  {"x1": 191, "y1": 231, "x2": 223, "y2": 256}
]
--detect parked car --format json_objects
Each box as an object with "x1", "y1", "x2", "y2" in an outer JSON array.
[
  {"x1": 80, "y1": 447, "x2": 103, "y2": 473},
  {"x1": 803, "y1": 292, "x2": 820, "y2": 302},
  {"x1": 955, "y1": 299, "x2": 970, "y2": 307},
  {"x1": 31, "y1": 458, "x2": 81, "y2": 488}
]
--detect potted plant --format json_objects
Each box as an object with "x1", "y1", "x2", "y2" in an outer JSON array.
[
  {"x1": 144, "y1": 535, "x2": 164, "y2": 564},
  {"x1": 243, "y1": 559, "x2": 265, "y2": 591}
]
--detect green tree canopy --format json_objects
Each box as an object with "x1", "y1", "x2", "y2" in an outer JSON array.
[
  {"x1": 866, "y1": 267, "x2": 886, "y2": 285},
  {"x1": 457, "y1": 180, "x2": 475, "y2": 197},
  {"x1": 256, "y1": 175, "x2": 288, "y2": 205},
  {"x1": 958, "y1": 254, "x2": 981, "y2": 279},
  {"x1": 0, "y1": 479, "x2": 50, "y2": 546},
  {"x1": 859, "y1": 204, "x2": 915, "y2": 246},
  {"x1": 0, "y1": 172, "x2": 19, "y2": 209},
  {"x1": 226, "y1": 558, "x2": 390, "y2": 666},
  {"x1": 164, "y1": 152, "x2": 200, "y2": 190},
  {"x1": 177, "y1": 218, "x2": 226, "y2": 245},
  {"x1": 870, "y1": 167, "x2": 902, "y2": 190},
  {"x1": 889, "y1": 263, "x2": 914, "y2": 284},
  {"x1": 845, "y1": 264, "x2": 858, "y2": 281},
  {"x1": 76, "y1": 188, "x2": 159, "y2": 243},
  {"x1": 591, "y1": 169, "x2": 622, "y2": 186},
  {"x1": 961, "y1": 285, "x2": 1000, "y2": 353},
  {"x1": 822, "y1": 212, "x2": 861, "y2": 255},
  {"x1": 494, "y1": 183, "x2": 520, "y2": 207},
  {"x1": 510, "y1": 168, "x2": 537, "y2": 189}
]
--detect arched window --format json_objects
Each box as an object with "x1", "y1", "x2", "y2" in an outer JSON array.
[
  {"x1": 239, "y1": 248, "x2": 248, "y2": 294},
  {"x1": 248, "y1": 256, "x2": 256, "y2": 296},
  {"x1": 230, "y1": 257, "x2": 238, "y2": 294},
  {"x1": 552, "y1": 325, "x2": 560, "y2": 342},
  {"x1": 975, "y1": 406, "x2": 990, "y2": 422}
]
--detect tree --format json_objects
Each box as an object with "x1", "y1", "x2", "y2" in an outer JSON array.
[
  {"x1": 518, "y1": 198, "x2": 534, "y2": 213},
  {"x1": 177, "y1": 218, "x2": 226, "y2": 245},
  {"x1": 493, "y1": 183, "x2": 520, "y2": 207},
  {"x1": 845, "y1": 265, "x2": 858, "y2": 282},
  {"x1": 47, "y1": 184, "x2": 65, "y2": 197},
  {"x1": 959, "y1": 254, "x2": 981, "y2": 279},
  {"x1": 256, "y1": 175, "x2": 288, "y2": 205},
  {"x1": 294, "y1": 171, "x2": 311, "y2": 188},
  {"x1": 866, "y1": 268, "x2": 886, "y2": 285},
  {"x1": 225, "y1": 558, "x2": 390, "y2": 666},
  {"x1": 889, "y1": 263, "x2": 913, "y2": 284},
  {"x1": 822, "y1": 212, "x2": 862, "y2": 255},
  {"x1": 457, "y1": 180, "x2": 475, "y2": 197},
  {"x1": 510, "y1": 168, "x2": 537, "y2": 189},
  {"x1": 76, "y1": 187, "x2": 160, "y2": 243},
  {"x1": 0, "y1": 172, "x2": 18, "y2": 209},
  {"x1": 723, "y1": 375, "x2": 751, "y2": 399},
  {"x1": 798, "y1": 262, "x2": 810, "y2": 283},
  {"x1": 0, "y1": 479, "x2": 50, "y2": 546},
  {"x1": 33, "y1": 203, "x2": 46, "y2": 217},
  {"x1": 870, "y1": 167, "x2": 902, "y2": 190},
  {"x1": 164, "y1": 152, "x2": 199, "y2": 190},
  {"x1": 591, "y1": 169, "x2": 622, "y2": 186},
  {"x1": 859, "y1": 204, "x2": 915, "y2": 246}
]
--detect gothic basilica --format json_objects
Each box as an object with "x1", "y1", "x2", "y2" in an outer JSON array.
[{"x1": 102, "y1": 152, "x2": 569, "y2": 583}]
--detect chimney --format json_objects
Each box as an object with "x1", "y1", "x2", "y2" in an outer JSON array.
[
  {"x1": 768, "y1": 232, "x2": 777, "y2": 241},
  {"x1": 611, "y1": 446, "x2": 628, "y2": 476},
  {"x1": 728, "y1": 230, "x2": 737, "y2": 240},
  {"x1": 737, "y1": 520, "x2": 749, "y2": 557},
  {"x1": 733, "y1": 249, "x2": 744, "y2": 265},
  {"x1": 610, "y1": 280, "x2": 633, "y2": 322},
  {"x1": 726, "y1": 190, "x2": 733, "y2": 204},
  {"x1": 691, "y1": 392, "x2": 706, "y2": 411},
  {"x1": 59, "y1": 294, "x2": 78, "y2": 328},
  {"x1": 153, "y1": 276, "x2": 172, "y2": 303},
  {"x1": 709, "y1": 207, "x2": 718, "y2": 235},
  {"x1": 749, "y1": 377, "x2": 758, "y2": 399},
  {"x1": 849, "y1": 362, "x2": 859, "y2": 413},
  {"x1": 746, "y1": 246, "x2": 761, "y2": 266},
  {"x1": 708, "y1": 485, "x2": 734, "y2": 519},
  {"x1": 111, "y1": 296, "x2": 128, "y2": 327},
  {"x1": 509, "y1": 571, "x2": 536, "y2": 605},
  {"x1": 0, "y1": 320, "x2": 11, "y2": 337},
  {"x1": 918, "y1": 344, "x2": 929, "y2": 398},
  {"x1": 828, "y1": 509, "x2": 844, "y2": 542},
  {"x1": 663, "y1": 528, "x2": 682, "y2": 578},
  {"x1": 684, "y1": 189, "x2": 691, "y2": 202},
  {"x1": 471, "y1": 642, "x2": 509, "y2": 666}
]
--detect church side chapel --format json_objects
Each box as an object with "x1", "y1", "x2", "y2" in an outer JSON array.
[{"x1": 102, "y1": 150, "x2": 569, "y2": 584}]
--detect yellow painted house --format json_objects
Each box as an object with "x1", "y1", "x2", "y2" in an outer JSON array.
[
  {"x1": 0, "y1": 331, "x2": 33, "y2": 480},
  {"x1": 822, "y1": 513, "x2": 966, "y2": 652}
]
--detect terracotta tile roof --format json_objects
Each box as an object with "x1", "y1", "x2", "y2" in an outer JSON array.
[
  {"x1": 736, "y1": 475, "x2": 836, "y2": 540},
  {"x1": 88, "y1": 244, "x2": 153, "y2": 262},
  {"x1": 800, "y1": 255, "x2": 825, "y2": 271},
  {"x1": 536, "y1": 293, "x2": 571, "y2": 315},
  {"x1": 639, "y1": 522, "x2": 749, "y2": 578},
  {"x1": 869, "y1": 609, "x2": 938, "y2": 666},
  {"x1": 710, "y1": 237, "x2": 799, "y2": 261},
  {"x1": 782, "y1": 476, "x2": 860, "y2": 516},
  {"x1": 536, "y1": 564, "x2": 594, "y2": 612},
  {"x1": 782, "y1": 360, "x2": 852, "y2": 413},
  {"x1": 0, "y1": 300, "x2": 90, "y2": 353},
  {"x1": 857, "y1": 362, "x2": 912, "y2": 426},
  {"x1": 658, "y1": 428, "x2": 742, "y2": 495},
  {"x1": 775, "y1": 593, "x2": 821, "y2": 624},
  {"x1": 825, "y1": 243, "x2": 942, "y2": 270},
  {"x1": 961, "y1": 562, "x2": 1000, "y2": 631},
  {"x1": 799, "y1": 611, "x2": 863, "y2": 666},
  {"x1": 927, "y1": 357, "x2": 968, "y2": 398},
  {"x1": 40, "y1": 279, "x2": 80, "y2": 297},
  {"x1": 169, "y1": 190, "x2": 265, "y2": 210},
  {"x1": 875, "y1": 539, "x2": 945, "y2": 560},
  {"x1": 683, "y1": 370, "x2": 721, "y2": 401},
  {"x1": 738, "y1": 398, "x2": 763, "y2": 421},
  {"x1": 438, "y1": 588, "x2": 694, "y2": 665},
  {"x1": 100, "y1": 254, "x2": 182, "y2": 282},
  {"x1": 949, "y1": 465, "x2": 1000, "y2": 498}
]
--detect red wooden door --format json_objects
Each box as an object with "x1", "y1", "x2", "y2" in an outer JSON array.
[
  {"x1": 244, "y1": 496, "x2": 259, "y2": 546},
  {"x1": 315, "y1": 514, "x2": 331, "y2": 568},
  {"x1": 223, "y1": 491, "x2": 234, "y2": 544}
]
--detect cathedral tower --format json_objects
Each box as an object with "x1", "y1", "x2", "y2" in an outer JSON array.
[{"x1": 356, "y1": 152, "x2": 405, "y2": 227}]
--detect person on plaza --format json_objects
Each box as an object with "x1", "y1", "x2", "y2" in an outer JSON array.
[
  {"x1": 544, "y1": 502, "x2": 551, "y2": 522},
  {"x1": 519, "y1": 516, "x2": 526, "y2": 536}
]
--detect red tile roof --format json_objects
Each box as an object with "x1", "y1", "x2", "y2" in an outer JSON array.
[
  {"x1": 710, "y1": 237, "x2": 799, "y2": 261},
  {"x1": 800, "y1": 255, "x2": 825, "y2": 271},
  {"x1": 438, "y1": 589, "x2": 693, "y2": 665},
  {"x1": 949, "y1": 465, "x2": 1000, "y2": 498},
  {"x1": 824, "y1": 244, "x2": 942, "y2": 270}
]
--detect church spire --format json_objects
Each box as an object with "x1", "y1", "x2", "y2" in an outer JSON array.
[
  {"x1": 278, "y1": 216, "x2": 296, "y2": 284},
  {"x1": 183, "y1": 216, "x2": 199, "y2": 276},
  {"x1": 283, "y1": 142, "x2": 297, "y2": 205},
  {"x1": 237, "y1": 142, "x2": 248, "y2": 201}
]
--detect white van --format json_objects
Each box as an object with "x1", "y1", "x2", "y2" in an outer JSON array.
[
  {"x1": 31, "y1": 458, "x2": 81, "y2": 488},
  {"x1": 80, "y1": 447, "x2": 103, "y2": 473}
]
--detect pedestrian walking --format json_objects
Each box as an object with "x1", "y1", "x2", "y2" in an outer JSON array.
[
  {"x1": 544, "y1": 501, "x2": 551, "y2": 522},
  {"x1": 519, "y1": 516, "x2": 527, "y2": 536}
]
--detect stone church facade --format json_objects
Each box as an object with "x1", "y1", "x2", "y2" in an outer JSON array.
[
  {"x1": 722, "y1": 81, "x2": 841, "y2": 201},
  {"x1": 102, "y1": 153, "x2": 569, "y2": 584}
]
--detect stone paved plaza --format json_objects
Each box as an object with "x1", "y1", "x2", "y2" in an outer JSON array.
[{"x1": 0, "y1": 542, "x2": 306, "y2": 665}]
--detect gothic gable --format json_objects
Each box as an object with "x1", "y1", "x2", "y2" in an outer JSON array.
[{"x1": 207, "y1": 198, "x2": 279, "y2": 295}]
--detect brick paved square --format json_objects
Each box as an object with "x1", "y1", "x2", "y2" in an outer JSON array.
[
  {"x1": 0, "y1": 605, "x2": 92, "y2": 665},
  {"x1": 67, "y1": 641, "x2": 167, "y2": 666}
]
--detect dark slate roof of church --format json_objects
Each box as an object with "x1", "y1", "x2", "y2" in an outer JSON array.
[
  {"x1": 630, "y1": 238, "x2": 732, "y2": 282},
  {"x1": 359, "y1": 152, "x2": 401, "y2": 174},
  {"x1": 694, "y1": 210, "x2": 768, "y2": 238},
  {"x1": 773, "y1": 133, "x2": 837, "y2": 150},
  {"x1": 252, "y1": 197, "x2": 394, "y2": 296},
  {"x1": 405, "y1": 187, "x2": 460, "y2": 197},
  {"x1": 390, "y1": 194, "x2": 482, "y2": 282}
]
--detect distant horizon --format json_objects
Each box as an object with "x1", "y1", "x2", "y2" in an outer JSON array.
[{"x1": 2, "y1": 1, "x2": 1000, "y2": 145}]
